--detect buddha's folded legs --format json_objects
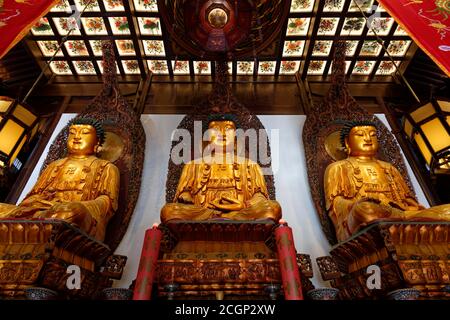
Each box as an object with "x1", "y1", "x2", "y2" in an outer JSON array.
[
  {"x1": 161, "y1": 203, "x2": 222, "y2": 223},
  {"x1": 0, "y1": 203, "x2": 19, "y2": 218},
  {"x1": 33, "y1": 203, "x2": 95, "y2": 236},
  {"x1": 224, "y1": 200, "x2": 282, "y2": 222},
  {"x1": 402, "y1": 204, "x2": 450, "y2": 221},
  {"x1": 161, "y1": 200, "x2": 282, "y2": 223},
  {"x1": 348, "y1": 200, "x2": 450, "y2": 235}
]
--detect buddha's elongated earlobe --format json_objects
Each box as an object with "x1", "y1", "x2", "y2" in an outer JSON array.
[{"x1": 344, "y1": 138, "x2": 351, "y2": 155}]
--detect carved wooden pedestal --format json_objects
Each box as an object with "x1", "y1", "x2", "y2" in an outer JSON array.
[
  {"x1": 155, "y1": 221, "x2": 314, "y2": 299},
  {"x1": 0, "y1": 219, "x2": 127, "y2": 299},
  {"x1": 317, "y1": 222, "x2": 450, "y2": 299}
]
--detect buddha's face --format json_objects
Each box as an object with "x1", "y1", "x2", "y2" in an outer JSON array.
[
  {"x1": 346, "y1": 125, "x2": 378, "y2": 157},
  {"x1": 67, "y1": 124, "x2": 98, "y2": 156},
  {"x1": 208, "y1": 120, "x2": 236, "y2": 150}
]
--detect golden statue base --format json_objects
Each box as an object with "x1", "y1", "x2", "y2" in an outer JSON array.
[
  {"x1": 155, "y1": 220, "x2": 314, "y2": 299},
  {"x1": 317, "y1": 222, "x2": 450, "y2": 299},
  {"x1": 0, "y1": 219, "x2": 127, "y2": 299}
]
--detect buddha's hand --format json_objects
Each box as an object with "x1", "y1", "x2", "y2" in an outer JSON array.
[
  {"x1": 178, "y1": 192, "x2": 193, "y2": 204},
  {"x1": 209, "y1": 196, "x2": 245, "y2": 212},
  {"x1": 360, "y1": 197, "x2": 381, "y2": 204},
  {"x1": 404, "y1": 198, "x2": 424, "y2": 210},
  {"x1": 44, "y1": 202, "x2": 89, "y2": 218}
]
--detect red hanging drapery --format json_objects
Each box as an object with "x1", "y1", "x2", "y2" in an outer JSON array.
[
  {"x1": 0, "y1": 0, "x2": 59, "y2": 59},
  {"x1": 377, "y1": 0, "x2": 450, "y2": 76}
]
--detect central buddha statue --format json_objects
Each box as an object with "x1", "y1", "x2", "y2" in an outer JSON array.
[
  {"x1": 324, "y1": 121, "x2": 450, "y2": 242},
  {"x1": 161, "y1": 115, "x2": 281, "y2": 223},
  {"x1": 0, "y1": 118, "x2": 120, "y2": 241}
]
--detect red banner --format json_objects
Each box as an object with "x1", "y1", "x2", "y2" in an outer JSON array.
[
  {"x1": 378, "y1": 0, "x2": 450, "y2": 76},
  {"x1": 132, "y1": 226, "x2": 162, "y2": 300},
  {"x1": 275, "y1": 223, "x2": 303, "y2": 300},
  {"x1": 0, "y1": 0, "x2": 58, "y2": 59}
]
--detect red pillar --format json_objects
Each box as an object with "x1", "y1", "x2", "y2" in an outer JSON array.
[
  {"x1": 132, "y1": 225, "x2": 162, "y2": 300},
  {"x1": 275, "y1": 222, "x2": 304, "y2": 300}
]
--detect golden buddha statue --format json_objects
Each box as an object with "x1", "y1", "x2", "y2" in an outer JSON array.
[
  {"x1": 324, "y1": 121, "x2": 450, "y2": 242},
  {"x1": 0, "y1": 118, "x2": 119, "y2": 241},
  {"x1": 161, "y1": 115, "x2": 281, "y2": 223}
]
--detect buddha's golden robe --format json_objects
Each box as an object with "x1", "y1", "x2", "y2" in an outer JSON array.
[
  {"x1": 0, "y1": 155, "x2": 119, "y2": 241},
  {"x1": 325, "y1": 157, "x2": 450, "y2": 242},
  {"x1": 161, "y1": 158, "x2": 281, "y2": 223}
]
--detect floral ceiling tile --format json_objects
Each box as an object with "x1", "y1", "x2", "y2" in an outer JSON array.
[
  {"x1": 323, "y1": 0, "x2": 345, "y2": 12},
  {"x1": 328, "y1": 60, "x2": 351, "y2": 74},
  {"x1": 386, "y1": 40, "x2": 411, "y2": 57},
  {"x1": 345, "y1": 41, "x2": 359, "y2": 56},
  {"x1": 133, "y1": 0, "x2": 158, "y2": 12},
  {"x1": 138, "y1": 17, "x2": 162, "y2": 35},
  {"x1": 74, "y1": 0, "x2": 100, "y2": 12},
  {"x1": 50, "y1": 0, "x2": 71, "y2": 12},
  {"x1": 104, "y1": 0, "x2": 125, "y2": 11},
  {"x1": 73, "y1": 60, "x2": 96, "y2": 75},
  {"x1": 367, "y1": 18, "x2": 394, "y2": 36},
  {"x1": 53, "y1": 17, "x2": 81, "y2": 35},
  {"x1": 341, "y1": 17, "x2": 365, "y2": 36},
  {"x1": 307, "y1": 60, "x2": 326, "y2": 75},
  {"x1": 32, "y1": 18, "x2": 54, "y2": 35},
  {"x1": 280, "y1": 60, "x2": 300, "y2": 74},
  {"x1": 148, "y1": 60, "x2": 169, "y2": 74},
  {"x1": 194, "y1": 61, "x2": 211, "y2": 75},
  {"x1": 65, "y1": 40, "x2": 89, "y2": 56},
  {"x1": 237, "y1": 61, "x2": 254, "y2": 75},
  {"x1": 312, "y1": 40, "x2": 332, "y2": 56},
  {"x1": 348, "y1": 0, "x2": 374, "y2": 12},
  {"x1": 360, "y1": 40, "x2": 382, "y2": 56},
  {"x1": 394, "y1": 24, "x2": 408, "y2": 36},
  {"x1": 89, "y1": 40, "x2": 105, "y2": 56},
  {"x1": 50, "y1": 61, "x2": 72, "y2": 75},
  {"x1": 122, "y1": 60, "x2": 140, "y2": 74},
  {"x1": 352, "y1": 60, "x2": 375, "y2": 75},
  {"x1": 286, "y1": 18, "x2": 310, "y2": 36},
  {"x1": 258, "y1": 61, "x2": 276, "y2": 75},
  {"x1": 37, "y1": 41, "x2": 63, "y2": 57},
  {"x1": 116, "y1": 40, "x2": 136, "y2": 56},
  {"x1": 143, "y1": 40, "x2": 165, "y2": 56},
  {"x1": 376, "y1": 60, "x2": 399, "y2": 75},
  {"x1": 172, "y1": 61, "x2": 190, "y2": 75},
  {"x1": 97, "y1": 60, "x2": 120, "y2": 74},
  {"x1": 109, "y1": 17, "x2": 131, "y2": 35},
  {"x1": 283, "y1": 40, "x2": 305, "y2": 57},
  {"x1": 290, "y1": 0, "x2": 314, "y2": 12},
  {"x1": 81, "y1": 17, "x2": 107, "y2": 35},
  {"x1": 317, "y1": 18, "x2": 339, "y2": 36}
]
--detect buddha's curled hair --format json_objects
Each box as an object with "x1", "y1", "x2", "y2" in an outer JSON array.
[
  {"x1": 203, "y1": 113, "x2": 241, "y2": 132},
  {"x1": 338, "y1": 119, "x2": 377, "y2": 147},
  {"x1": 68, "y1": 117, "x2": 106, "y2": 146}
]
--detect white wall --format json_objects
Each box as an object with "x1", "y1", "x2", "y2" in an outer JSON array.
[{"x1": 18, "y1": 113, "x2": 428, "y2": 289}]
